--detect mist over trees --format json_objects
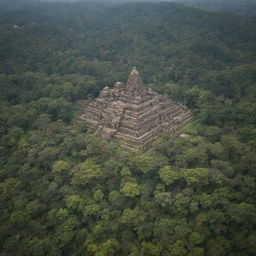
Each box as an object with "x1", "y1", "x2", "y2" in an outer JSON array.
[
  {"x1": 2, "y1": 0, "x2": 256, "y2": 16},
  {"x1": 0, "y1": 0, "x2": 256, "y2": 256},
  {"x1": 178, "y1": 0, "x2": 256, "y2": 16}
]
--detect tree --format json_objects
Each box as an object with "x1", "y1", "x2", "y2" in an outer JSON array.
[
  {"x1": 87, "y1": 239, "x2": 120, "y2": 256},
  {"x1": 206, "y1": 236, "x2": 231, "y2": 256},
  {"x1": 189, "y1": 232, "x2": 204, "y2": 246},
  {"x1": 133, "y1": 154, "x2": 161, "y2": 174},
  {"x1": 182, "y1": 168, "x2": 209, "y2": 186},
  {"x1": 65, "y1": 195, "x2": 84, "y2": 212},
  {"x1": 140, "y1": 241, "x2": 162, "y2": 256},
  {"x1": 120, "y1": 208, "x2": 144, "y2": 227},
  {"x1": 227, "y1": 203, "x2": 256, "y2": 226},
  {"x1": 71, "y1": 160, "x2": 103, "y2": 186},
  {"x1": 187, "y1": 247, "x2": 204, "y2": 256},
  {"x1": 52, "y1": 160, "x2": 70, "y2": 173},
  {"x1": 168, "y1": 240, "x2": 187, "y2": 256},
  {"x1": 109, "y1": 191, "x2": 125, "y2": 208},
  {"x1": 120, "y1": 182, "x2": 140, "y2": 197},
  {"x1": 154, "y1": 192, "x2": 172, "y2": 208},
  {"x1": 158, "y1": 166, "x2": 181, "y2": 185}
]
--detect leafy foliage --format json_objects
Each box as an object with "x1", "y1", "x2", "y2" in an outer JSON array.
[{"x1": 0, "y1": 1, "x2": 256, "y2": 256}]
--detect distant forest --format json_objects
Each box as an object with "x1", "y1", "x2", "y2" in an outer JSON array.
[
  {"x1": 0, "y1": 1, "x2": 256, "y2": 256},
  {"x1": 179, "y1": 0, "x2": 256, "y2": 16},
  {"x1": 2, "y1": 0, "x2": 256, "y2": 16}
]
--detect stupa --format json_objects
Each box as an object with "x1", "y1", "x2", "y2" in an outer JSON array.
[{"x1": 81, "y1": 67, "x2": 192, "y2": 150}]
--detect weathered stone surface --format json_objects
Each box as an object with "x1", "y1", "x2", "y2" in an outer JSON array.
[{"x1": 81, "y1": 67, "x2": 192, "y2": 150}]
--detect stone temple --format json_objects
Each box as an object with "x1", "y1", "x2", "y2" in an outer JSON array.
[{"x1": 81, "y1": 68, "x2": 192, "y2": 150}]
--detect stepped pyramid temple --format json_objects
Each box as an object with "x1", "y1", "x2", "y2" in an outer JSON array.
[{"x1": 81, "y1": 68, "x2": 191, "y2": 150}]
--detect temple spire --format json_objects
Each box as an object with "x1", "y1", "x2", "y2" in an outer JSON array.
[{"x1": 126, "y1": 67, "x2": 144, "y2": 95}]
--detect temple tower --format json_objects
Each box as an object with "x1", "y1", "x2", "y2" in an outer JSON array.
[{"x1": 126, "y1": 67, "x2": 146, "y2": 96}]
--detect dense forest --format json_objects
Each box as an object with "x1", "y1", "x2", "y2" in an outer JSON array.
[
  {"x1": 1, "y1": 1, "x2": 256, "y2": 255},
  {"x1": 179, "y1": 0, "x2": 256, "y2": 16}
]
